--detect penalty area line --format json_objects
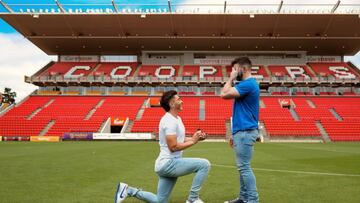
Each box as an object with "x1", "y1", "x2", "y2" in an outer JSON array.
[{"x1": 212, "y1": 164, "x2": 360, "y2": 177}]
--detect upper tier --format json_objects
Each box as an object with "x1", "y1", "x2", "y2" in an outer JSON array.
[{"x1": 28, "y1": 62, "x2": 360, "y2": 86}]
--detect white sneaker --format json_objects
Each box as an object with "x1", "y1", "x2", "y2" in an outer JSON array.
[
  {"x1": 186, "y1": 198, "x2": 204, "y2": 203},
  {"x1": 114, "y1": 182, "x2": 128, "y2": 203}
]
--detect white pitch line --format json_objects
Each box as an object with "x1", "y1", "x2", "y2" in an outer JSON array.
[
  {"x1": 212, "y1": 164, "x2": 360, "y2": 177},
  {"x1": 276, "y1": 144, "x2": 360, "y2": 154}
]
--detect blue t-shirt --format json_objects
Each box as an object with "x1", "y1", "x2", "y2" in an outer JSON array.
[{"x1": 232, "y1": 78, "x2": 260, "y2": 134}]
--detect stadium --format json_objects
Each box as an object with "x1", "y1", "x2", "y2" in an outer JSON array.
[{"x1": 0, "y1": 1, "x2": 360, "y2": 202}]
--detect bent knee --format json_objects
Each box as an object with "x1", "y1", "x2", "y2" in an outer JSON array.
[{"x1": 201, "y1": 159, "x2": 211, "y2": 170}]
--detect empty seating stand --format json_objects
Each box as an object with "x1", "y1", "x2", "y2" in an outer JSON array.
[
  {"x1": 2, "y1": 95, "x2": 360, "y2": 141},
  {"x1": 0, "y1": 117, "x2": 50, "y2": 136},
  {"x1": 320, "y1": 118, "x2": 360, "y2": 141},
  {"x1": 0, "y1": 96, "x2": 146, "y2": 137},
  {"x1": 204, "y1": 97, "x2": 232, "y2": 120},
  {"x1": 308, "y1": 62, "x2": 360, "y2": 79},
  {"x1": 312, "y1": 97, "x2": 360, "y2": 141},
  {"x1": 0, "y1": 96, "x2": 53, "y2": 136},
  {"x1": 264, "y1": 119, "x2": 321, "y2": 137},
  {"x1": 92, "y1": 97, "x2": 144, "y2": 120},
  {"x1": 261, "y1": 97, "x2": 321, "y2": 137}
]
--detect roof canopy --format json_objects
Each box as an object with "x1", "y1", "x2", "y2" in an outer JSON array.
[{"x1": 1, "y1": 13, "x2": 360, "y2": 55}]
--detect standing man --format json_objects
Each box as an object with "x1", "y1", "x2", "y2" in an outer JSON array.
[
  {"x1": 115, "y1": 90, "x2": 210, "y2": 203},
  {"x1": 221, "y1": 57, "x2": 260, "y2": 203}
]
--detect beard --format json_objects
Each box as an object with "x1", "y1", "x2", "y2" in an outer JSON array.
[{"x1": 236, "y1": 71, "x2": 243, "y2": 81}]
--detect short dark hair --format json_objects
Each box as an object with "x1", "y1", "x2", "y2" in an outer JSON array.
[
  {"x1": 231, "y1": 57, "x2": 252, "y2": 67},
  {"x1": 160, "y1": 90, "x2": 177, "y2": 112}
]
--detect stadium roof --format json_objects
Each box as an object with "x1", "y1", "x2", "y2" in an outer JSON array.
[{"x1": 1, "y1": 13, "x2": 360, "y2": 55}]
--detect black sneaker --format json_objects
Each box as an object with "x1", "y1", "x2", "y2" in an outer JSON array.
[{"x1": 224, "y1": 198, "x2": 246, "y2": 203}]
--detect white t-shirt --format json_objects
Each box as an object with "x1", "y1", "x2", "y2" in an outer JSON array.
[{"x1": 155, "y1": 112, "x2": 186, "y2": 172}]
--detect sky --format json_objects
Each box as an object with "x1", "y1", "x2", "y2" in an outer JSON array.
[{"x1": 0, "y1": 0, "x2": 360, "y2": 101}]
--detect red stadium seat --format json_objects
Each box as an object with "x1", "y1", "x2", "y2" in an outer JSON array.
[
  {"x1": 2, "y1": 96, "x2": 360, "y2": 141},
  {"x1": 0, "y1": 96, "x2": 146, "y2": 137},
  {"x1": 268, "y1": 65, "x2": 314, "y2": 78},
  {"x1": 37, "y1": 62, "x2": 98, "y2": 77},
  {"x1": 308, "y1": 62, "x2": 359, "y2": 79},
  {"x1": 183, "y1": 65, "x2": 223, "y2": 78},
  {"x1": 137, "y1": 65, "x2": 179, "y2": 78},
  {"x1": 94, "y1": 62, "x2": 138, "y2": 78}
]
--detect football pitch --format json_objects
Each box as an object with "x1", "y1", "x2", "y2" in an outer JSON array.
[{"x1": 0, "y1": 141, "x2": 359, "y2": 203}]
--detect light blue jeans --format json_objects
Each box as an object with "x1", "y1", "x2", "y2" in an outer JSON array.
[
  {"x1": 233, "y1": 129, "x2": 259, "y2": 203},
  {"x1": 127, "y1": 157, "x2": 211, "y2": 203}
]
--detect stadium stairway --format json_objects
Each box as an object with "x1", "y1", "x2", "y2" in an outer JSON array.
[
  {"x1": 124, "y1": 120, "x2": 135, "y2": 133},
  {"x1": 260, "y1": 99, "x2": 265, "y2": 108},
  {"x1": 199, "y1": 99, "x2": 205, "y2": 120},
  {"x1": 27, "y1": 98, "x2": 55, "y2": 120},
  {"x1": 263, "y1": 65, "x2": 272, "y2": 76},
  {"x1": 315, "y1": 121, "x2": 331, "y2": 142},
  {"x1": 85, "y1": 99, "x2": 106, "y2": 120},
  {"x1": 39, "y1": 120, "x2": 55, "y2": 136},
  {"x1": 329, "y1": 108, "x2": 343, "y2": 121},
  {"x1": 27, "y1": 107, "x2": 43, "y2": 120},
  {"x1": 135, "y1": 99, "x2": 149, "y2": 120},
  {"x1": 132, "y1": 63, "x2": 142, "y2": 77},
  {"x1": 306, "y1": 99, "x2": 316, "y2": 108},
  {"x1": 289, "y1": 108, "x2": 300, "y2": 121},
  {"x1": 305, "y1": 64, "x2": 317, "y2": 76}
]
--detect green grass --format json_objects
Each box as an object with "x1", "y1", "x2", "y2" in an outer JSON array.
[{"x1": 0, "y1": 142, "x2": 360, "y2": 203}]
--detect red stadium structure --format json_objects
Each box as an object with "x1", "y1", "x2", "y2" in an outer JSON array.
[{"x1": 1, "y1": 2, "x2": 360, "y2": 142}]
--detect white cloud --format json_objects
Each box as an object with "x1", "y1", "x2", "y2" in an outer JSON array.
[
  {"x1": 345, "y1": 51, "x2": 360, "y2": 69},
  {"x1": 0, "y1": 33, "x2": 55, "y2": 101}
]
